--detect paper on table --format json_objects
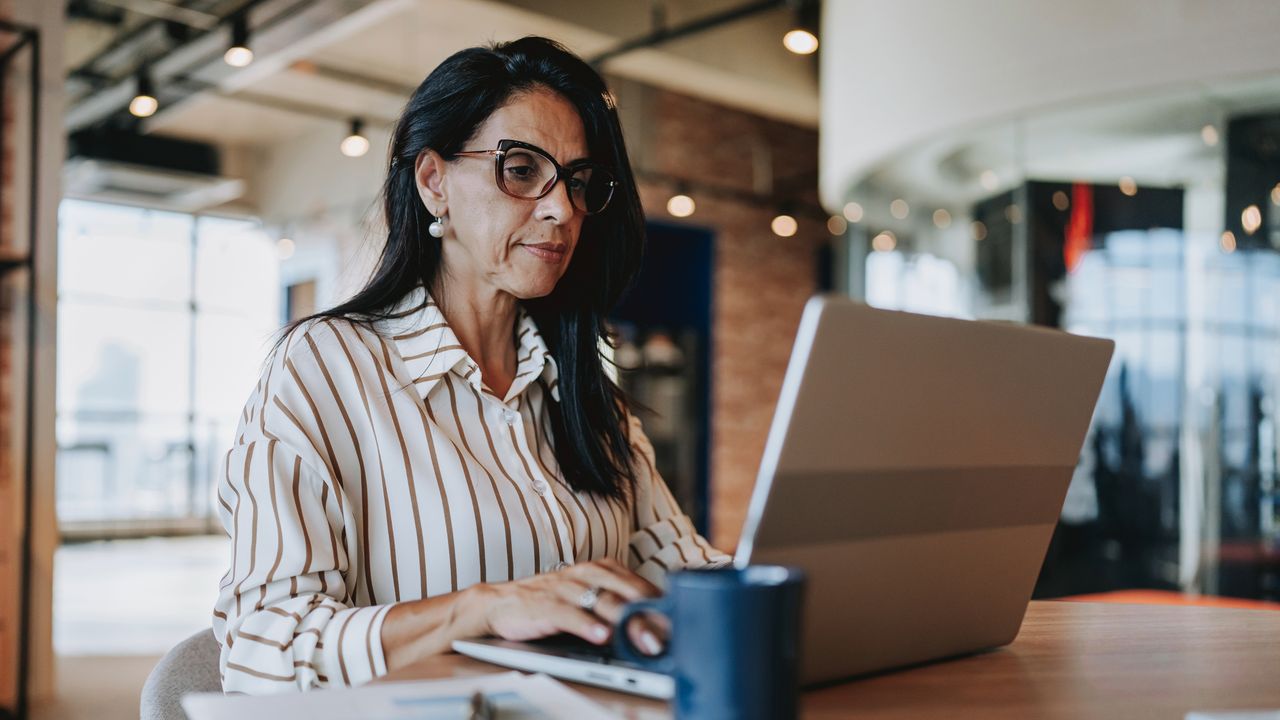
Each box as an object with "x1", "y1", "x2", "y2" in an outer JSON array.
[
  {"x1": 182, "y1": 671, "x2": 624, "y2": 720},
  {"x1": 1187, "y1": 707, "x2": 1280, "y2": 712}
]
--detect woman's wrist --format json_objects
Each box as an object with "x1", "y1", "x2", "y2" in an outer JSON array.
[
  {"x1": 463, "y1": 581, "x2": 502, "y2": 636},
  {"x1": 381, "y1": 583, "x2": 498, "y2": 671}
]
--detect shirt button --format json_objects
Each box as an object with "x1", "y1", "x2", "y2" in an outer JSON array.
[
  {"x1": 531, "y1": 479, "x2": 549, "y2": 495},
  {"x1": 502, "y1": 409, "x2": 518, "y2": 425}
]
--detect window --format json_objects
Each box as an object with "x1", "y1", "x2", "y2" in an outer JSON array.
[{"x1": 56, "y1": 199, "x2": 279, "y2": 533}]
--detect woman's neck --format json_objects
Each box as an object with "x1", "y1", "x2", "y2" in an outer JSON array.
[{"x1": 430, "y1": 276, "x2": 519, "y2": 398}]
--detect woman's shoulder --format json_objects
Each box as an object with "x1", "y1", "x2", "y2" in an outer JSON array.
[{"x1": 263, "y1": 315, "x2": 395, "y2": 394}]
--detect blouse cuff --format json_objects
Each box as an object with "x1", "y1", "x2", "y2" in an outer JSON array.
[{"x1": 318, "y1": 604, "x2": 392, "y2": 687}]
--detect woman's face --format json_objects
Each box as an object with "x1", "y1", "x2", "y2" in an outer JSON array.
[{"x1": 419, "y1": 87, "x2": 590, "y2": 301}]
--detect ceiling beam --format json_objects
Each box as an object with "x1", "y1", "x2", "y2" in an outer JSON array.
[
  {"x1": 65, "y1": 0, "x2": 405, "y2": 132},
  {"x1": 89, "y1": 0, "x2": 221, "y2": 30}
]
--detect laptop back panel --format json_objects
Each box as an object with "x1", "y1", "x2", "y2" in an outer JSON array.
[{"x1": 738, "y1": 298, "x2": 1114, "y2": 683}]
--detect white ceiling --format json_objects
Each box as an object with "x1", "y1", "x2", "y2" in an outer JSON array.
[{"x1": 852, "y1": 73, "x2": 1280, "y2": 222}]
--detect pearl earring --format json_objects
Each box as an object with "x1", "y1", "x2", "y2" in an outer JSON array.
[{"x1": 428, "y1": 214, "x2": 445, "y2": 238}]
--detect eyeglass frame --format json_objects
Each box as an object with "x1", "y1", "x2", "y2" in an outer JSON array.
[{"x1": 453, "y1": 138, "x2": 618, "y2": 215}]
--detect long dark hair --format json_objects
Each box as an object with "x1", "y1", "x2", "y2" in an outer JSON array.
[{"x1": 279, "y1": 36, "x2": 645, "y2": 501}]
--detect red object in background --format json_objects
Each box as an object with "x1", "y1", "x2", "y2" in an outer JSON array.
[{"x1": 1063, "y1": 182, "x2": 1093, "y2": 273}]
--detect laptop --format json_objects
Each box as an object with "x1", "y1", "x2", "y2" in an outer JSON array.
[{"x1": 453, "y1": 295, "x2": 1115, "y2": 698}]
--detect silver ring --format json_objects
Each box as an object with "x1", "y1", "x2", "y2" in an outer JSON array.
[{"x1": 578, "y1": 586, "x2": 602, "y2": 613}]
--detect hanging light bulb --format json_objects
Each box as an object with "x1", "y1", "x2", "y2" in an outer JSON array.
[
  {"x1": 783, "y1": 29, "x2": 818, "y2": 54},
  {"x1": 771, "y1": 213, "x2": 798, "y2": 238},
  {"x1": 667, "y1": 191, "x2": 695, "y2": 218},
  {"x1": 340, "y1": 118, "x2": 369, "y2": 158},
  {"x1": 224, "y1": 14, "x2": 254, "y2": 67},
  {"x1": 783, "y1": 0, "x2": 820, "y2": 55},
  {"x1": 129, "y1": 65, "x2": 158, "y2": 118}
]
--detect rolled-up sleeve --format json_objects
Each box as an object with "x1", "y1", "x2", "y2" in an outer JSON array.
[
  {"x1": 212, "y1": 326, "x2": 392, "y2": 693},
  {"x1": 624, "y1": 413, "x2": 732, "y2": 587}
]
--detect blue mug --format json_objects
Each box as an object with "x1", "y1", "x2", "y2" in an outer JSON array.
[{"x1": 614, "y1": 565, "x2": 806, "y2": 720}]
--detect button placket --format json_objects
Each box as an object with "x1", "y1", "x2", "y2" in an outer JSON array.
[{"x1": 504, "y1": 397, "x2": 573, "y2": 556}]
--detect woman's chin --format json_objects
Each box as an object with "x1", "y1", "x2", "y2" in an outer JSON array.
[{"x1": 508, "y1": 273, "x2": 564, "y2": 300}]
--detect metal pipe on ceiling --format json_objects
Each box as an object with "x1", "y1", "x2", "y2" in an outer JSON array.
[{"x1": 589, "y1": 0, "x2": 786, "y2": 66}]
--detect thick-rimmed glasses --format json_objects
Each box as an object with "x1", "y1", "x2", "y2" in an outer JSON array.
[{"x1": 454, "y1": 139, "x2": 618, "y2": 215}]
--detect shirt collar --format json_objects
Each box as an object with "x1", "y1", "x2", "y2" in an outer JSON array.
[{"x1": 379, "y1": 285, "x2": 560, "y2": 404}]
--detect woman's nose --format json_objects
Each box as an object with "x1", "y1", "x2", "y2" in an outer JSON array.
[{"x1": 536, "y1": 176, "x2": 575, "y2": 223}]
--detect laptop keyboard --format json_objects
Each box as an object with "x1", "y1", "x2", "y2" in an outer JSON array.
[{"x1": 529, "y1": 633, "x2": 644, "y2": 668}]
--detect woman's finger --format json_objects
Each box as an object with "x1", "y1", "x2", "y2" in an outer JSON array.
[
  {"x1": 546, "y1": 603, "x2": 612, "y2": 645},
  {"x1": 568, "y1": 561, "x2": 659, "y2": 602},
  {"x1": 624, "y1": 614, "x2": 667, "y2": 656},
  {"x1": 553, "y1": 579, "x2": 623, "y2": 622},
  {"x1": 596, "y1": 558, "x2": 662, "y2": 596}
]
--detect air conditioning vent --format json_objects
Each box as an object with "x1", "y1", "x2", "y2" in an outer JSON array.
[
  {"x1": 64, "y1": 157, "x2": 245, "y2": 211},
  {"x1": 65, "y1": 127, "x2": 244, "y2": 212}
]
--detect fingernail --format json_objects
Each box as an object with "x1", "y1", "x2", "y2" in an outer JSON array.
[
  {"x1": 640, "y1": 630, "x2": 662, "y2": 655},
  {"x1": 591, "y1": 625, "x2": 609, "y2": 642}
]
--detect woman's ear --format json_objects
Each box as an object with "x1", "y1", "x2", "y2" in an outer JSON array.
[{"x1": 414, "y1": 149, "x2": 447, "y2": 215}]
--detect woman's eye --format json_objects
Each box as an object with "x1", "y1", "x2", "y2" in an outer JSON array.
[{"x1": 506, "y1": 165, "x2": 536, "y2": 179}]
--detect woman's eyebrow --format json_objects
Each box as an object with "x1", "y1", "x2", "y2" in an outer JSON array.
[{"x1": 549, "y1": 147, "x2": 590, "y2": 165}]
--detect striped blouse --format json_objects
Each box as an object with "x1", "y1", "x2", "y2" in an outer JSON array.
[{"x1": 212, "y1": 284, "x2": 728, "y2": 694}]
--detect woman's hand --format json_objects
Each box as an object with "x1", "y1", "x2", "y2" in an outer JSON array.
[
  {"x1": 476, "y1": 558, "x2": 662, "y2": 650},
  {"x1": 381, "y1": 558, "x2": 665, "y2": 673}
]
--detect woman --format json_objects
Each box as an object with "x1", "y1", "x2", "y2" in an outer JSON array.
[{"x1": 213, "y1": 36, "x2": 728, "y2": 694}]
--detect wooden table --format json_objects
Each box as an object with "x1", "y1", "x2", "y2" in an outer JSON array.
[{"x1": 382, "y1": 600, "x2": 1280, "y2": 719}]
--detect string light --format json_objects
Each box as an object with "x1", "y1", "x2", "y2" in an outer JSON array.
[
  {"x1": 871, "y1": 231, "x2": 896, "y2": 252},
  {"x1": 1242, "y1": 205, "x2": 1262, "y2": 235}
]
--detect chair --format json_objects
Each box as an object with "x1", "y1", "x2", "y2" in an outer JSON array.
[{"x1": 140, "y1": 629, "x2": 223, "y2": 720}]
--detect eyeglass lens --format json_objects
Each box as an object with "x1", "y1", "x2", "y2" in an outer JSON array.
[{"x1": 501, "y1": 146, "x2": 614, "y2": 214}]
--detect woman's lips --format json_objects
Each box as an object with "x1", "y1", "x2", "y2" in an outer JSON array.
[{"x1": 522, "y1": 242, "x2": 567, "y2": 263}]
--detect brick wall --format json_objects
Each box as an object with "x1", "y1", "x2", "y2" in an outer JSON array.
[{"x1": 627, "y1": 85, "x2": 828, "y2": 551}]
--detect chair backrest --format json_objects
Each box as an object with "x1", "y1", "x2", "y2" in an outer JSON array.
[{"x1": 140, "y1": 629, "x2": 223, "y2": 720}]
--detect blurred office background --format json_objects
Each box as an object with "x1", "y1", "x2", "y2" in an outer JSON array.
[{"x1": 0, "y1": 1, "x2": 1276, "y2": 718}]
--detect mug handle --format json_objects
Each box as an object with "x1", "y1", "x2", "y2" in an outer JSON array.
[{"x1": 613, "y1": 598, "x2": 675, "y2": 674}]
